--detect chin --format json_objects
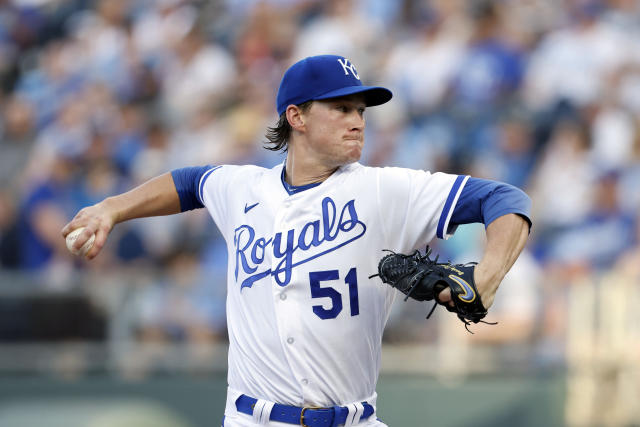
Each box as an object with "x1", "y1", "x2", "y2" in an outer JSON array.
[
  {"x1": 342, "y1": 148, "x2": 362, "y2": 164},
  {"x1": 332, "y1": 154, "x2": 360, "y2": 168},
  {"x1": 350, "y1": 147, "x2": 363, "y2": 162},
  {"x1": 332, "y1": 143, "x2": 362, "y2": 166}
]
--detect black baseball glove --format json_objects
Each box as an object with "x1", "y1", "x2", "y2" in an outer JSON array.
[{"x1": 370, "y1": 246, "x2": 495, "y2": 332}]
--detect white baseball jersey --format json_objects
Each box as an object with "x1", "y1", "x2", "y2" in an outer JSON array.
[{"x1": 198, "y1": 161, "x2": 466, "y2": 423}]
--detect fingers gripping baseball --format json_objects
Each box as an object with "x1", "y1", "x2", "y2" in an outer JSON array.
[{"x1": 62, "y1": 203, "x2": 115, "y2": 259}]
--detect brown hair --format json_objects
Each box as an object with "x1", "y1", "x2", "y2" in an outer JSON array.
[{"x1": 264, "y1": 101, "x2": 313, "y2": 152}]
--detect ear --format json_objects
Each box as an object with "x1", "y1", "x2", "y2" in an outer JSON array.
[{"x1": 286, "y1": 105, "x2": 306, "y2": 132}]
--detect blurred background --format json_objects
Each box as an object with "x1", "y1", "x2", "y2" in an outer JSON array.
[{"x1": 0, "y1": 0, "x2": 639, "y2": 425}]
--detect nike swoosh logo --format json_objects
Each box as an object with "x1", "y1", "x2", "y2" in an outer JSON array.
[
  {"x1": 448, "y1": 274, "x2": 476, "y2": 303},
  {"x1": 244, "y1": 202, "x2": 259, "y2": 214}
]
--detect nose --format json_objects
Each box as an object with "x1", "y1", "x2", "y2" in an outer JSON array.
[{"x1": 350, "y1": 110, "x2": 365, "y2": 131}]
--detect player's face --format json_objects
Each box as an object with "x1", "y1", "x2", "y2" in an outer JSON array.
[{"x1": 300, "y1": 95, "x2": 366, "y2": 167}]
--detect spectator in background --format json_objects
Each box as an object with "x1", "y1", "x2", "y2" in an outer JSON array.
[
  {"x1": 0, "y1": 191, "x2": 20, "y2": 269},
  {"x1": 523, "y1": 0, "x2": 630, "y2": 111},
  {"x1": 469, "y1": 110, "x2": 537, "y2": 188},
  {"x1": 375, "y1": 3, "x2": 463, "y2": 172},
  {"x1": 30, "y1": 96, "x2": 92, "y2": 173},
  {"x1": 131, "y1": 121, "x2": 174, "y2": 182},
  {"x1": 73, "y1": 159, "x2": 122, "y2": 211},
  {"x1": 233, "y1": 1, "x2": 296, "y2": 71},
  {"x1": 548, "y1": 169, "x2": 635, "y2": 271},
  {"x1": 0, "y1": 95, "x2": 35, "y2": 193},
  {"x1": 617, "y1": 125, "x2": 640, "y2": 215},
  {"x1": 81, "y1": 82, "x2": 123, "y2": 139},
  {"x1": 132, "y1": 246, "x2": 226, "y2": 374},
  {"x1": 167, "y1": 105, "x2": 232, "y2": 168},
  {"x1": 132, "y1": 0, "x2": 198, "y2": 64},
  {"x1": 529, "y1": 118, "x2": 595, "y2": 234},
  {"x1": 293, "y1": 0, "x2": 381, "y2": 68},
  {"x1": 15, "y1": 40, "x2": 86, "y2": 130},
  {"x1": 449, "y1": 0, "x2": 524, "y2": 111},
  {"x1": 614, "y1": 210, "x2": 640, "y2": 281},
  {"x1": 383, "y1": 5, "x2": 464, "y2": 118},
  {"x1": 445, "y1": 0, "x2": 525, "y2": 172},
  {"x1": 18, "y1": 154, "x2": 75, "y2": 280},
  {"x1": 160, "y1": 26, "x2": 236, "y2": 123},
  {"x1": 590, "y1": 99, "x2": 637, "y2": 170},
  {"x1": 68, "y1": 0, "x2": 132, "y2": 95},
  {"x1": 0, "y1": 2, "x2": 50, "y2": 91},
  {"x1": 108, "y1": 102, "x2": 147, "y2": 176}
]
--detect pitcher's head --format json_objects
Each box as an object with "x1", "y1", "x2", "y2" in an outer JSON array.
[{"x1": 265, "y1": 55, "x2": 392, "y2": 152}]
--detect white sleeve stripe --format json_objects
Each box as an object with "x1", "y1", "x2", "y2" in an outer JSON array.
[
  {"x1": 437, "y1": 175, "x2": 469, "y2": 239},
  {"x1": 198, "y1": 166, "x2": 222, "y2": 205}
]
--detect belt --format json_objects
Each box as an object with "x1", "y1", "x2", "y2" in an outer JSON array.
[{"x1": 235, "y1": 394, "x2": 374, "y2": 427}]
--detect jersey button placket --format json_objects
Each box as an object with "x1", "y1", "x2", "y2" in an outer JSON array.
[{"x1": 273, "y1": 196, "x2": 309, "y2": 398}]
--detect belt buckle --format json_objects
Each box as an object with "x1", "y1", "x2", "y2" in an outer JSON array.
[{"x1": 300, "y1": 406, "x2": 322, "y2": 427}]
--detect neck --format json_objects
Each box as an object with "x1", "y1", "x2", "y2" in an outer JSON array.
[
  {"x1": 284, "y1": 155, "x2": 338, "y2": 186},
  {"x1": 285, "y1": 146, "x2": 338, "y2": 187}
]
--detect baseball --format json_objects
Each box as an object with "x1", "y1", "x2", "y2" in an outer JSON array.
[{"x1": 65, "y1": 227, "x2": 95, "y2": 256}]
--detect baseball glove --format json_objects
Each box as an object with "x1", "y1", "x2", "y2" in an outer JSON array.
[{"x1": 370, "y1": 246, "x2": 495, "y2": 332}]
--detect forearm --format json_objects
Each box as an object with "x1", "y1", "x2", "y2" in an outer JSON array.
[
  {"x1": 475, "y1": 214, "x2": 530, "y2": 308},
  {"x1": 101, "y1": 172, "x2": 182, "y2": 225},
  {"x1": 62, "y1": 173, "x2": 181, "y2": 259}
]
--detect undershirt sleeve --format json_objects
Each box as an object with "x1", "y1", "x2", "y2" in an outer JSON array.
[
  {"x1": 449, "y1": 177, "x2": 532, "y2": 232},
  {"x1": 170, "y1": 166, "x2": 215, "y2": 212}
]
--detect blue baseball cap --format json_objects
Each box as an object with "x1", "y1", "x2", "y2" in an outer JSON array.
[{"x1": 276, "y1": 55, "x2": 393, "y2": 116}]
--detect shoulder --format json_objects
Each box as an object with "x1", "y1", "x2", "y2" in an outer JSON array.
[
  {"x1": 204, "y1": 164, "x2": 273, "y2": 183},
  {"x1": 338, "y1": 164, "x2": 456, "y2": 198},
  {"x1": 199, "y1": 164, "x2": 275, "y2": 201},
  {"x1": 340, "y1": 163, "x2": 430, "y2": 180},
  {"x1": 358, "y1": 165, "x2": 446, "y2": 188}
]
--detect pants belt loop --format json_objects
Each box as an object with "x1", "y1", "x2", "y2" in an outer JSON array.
[
  {"x1": 260, "y1": 401, "x2": 275, "y2": 424},
  {"x1": 343, "y1": 404, "x2": 356, "y2": 427},
  {"x1": 252, "y1": 399, "x2": 272, "y2": 425},
  {"x1": 353, "y1": 403, "x2": 365, "y2": 425}
]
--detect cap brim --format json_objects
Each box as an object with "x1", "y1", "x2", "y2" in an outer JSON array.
[{"x1": 313, "y1": 85, "x2": 393, "y2": 107}]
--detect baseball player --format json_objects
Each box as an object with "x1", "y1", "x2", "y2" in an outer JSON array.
[{"x1": 62, "y1": 55, "x2": 531, "y2": 426}]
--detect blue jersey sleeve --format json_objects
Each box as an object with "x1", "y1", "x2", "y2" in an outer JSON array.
[
  {"x1": 449, "y1": 177, "x2": 532, "y2": 232},
  {"x1": 171, "y1": 166, "x2": 215, "y2": 212}
]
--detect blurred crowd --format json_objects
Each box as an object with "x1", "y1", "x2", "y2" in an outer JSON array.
[{"x1": 0, "y1": 0, "x2": 639, "y2": 373}]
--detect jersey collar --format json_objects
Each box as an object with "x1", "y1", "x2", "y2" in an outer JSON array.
[{"x1": 280, "y1": 165, "x2": 322, "y2": 195}]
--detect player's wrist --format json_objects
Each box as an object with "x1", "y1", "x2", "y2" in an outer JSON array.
[
  {"x1": 473, "y1": 262, "x2": 504, "y2": 308},
  {"x1": 97, "y1": 197, "x2": 121, "y2": 227}
]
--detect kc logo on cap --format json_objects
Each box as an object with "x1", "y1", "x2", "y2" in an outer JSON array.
[
  {"x1": 337, "y1": 58, "x2": 360, "y2": 80},
  {"x1": 276, "y1": 54, "x2": 392, "y2": 116}
]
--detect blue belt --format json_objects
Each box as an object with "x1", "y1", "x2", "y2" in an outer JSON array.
[{"x1": 235, "y1": 394, "x2": 374, "y2": 427}]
